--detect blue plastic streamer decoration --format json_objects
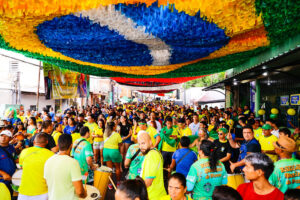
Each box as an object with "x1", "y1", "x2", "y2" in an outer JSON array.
[{"x1": 36, "y1": 2, "x2": 229, "y2": 67}]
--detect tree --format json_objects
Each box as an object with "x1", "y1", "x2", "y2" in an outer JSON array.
[{"x1": 184, "y1": 72, "x2": 226, "y2": 89}]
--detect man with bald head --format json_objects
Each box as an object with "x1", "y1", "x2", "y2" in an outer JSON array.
[
  {"x1": 18, "y1": 133, "x2": 54, "y2": 200},
  {"x1": 138, "y1": 131, "x2": 166, "y2": 200}
]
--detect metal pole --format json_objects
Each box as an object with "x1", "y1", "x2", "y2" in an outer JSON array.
[
  {"x1": 183, "y1": 83, "x2": 186, "y2": 105},
  {"x1": 255, "y1": 79, "x2": 261, "y2": 117},
  {"x1": 36, "y1": 61, "x2": 41, "y2": 111}
]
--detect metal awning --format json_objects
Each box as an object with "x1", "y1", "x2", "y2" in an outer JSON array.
[{"x1": 204, "y1": 45, "x2": 300, "y2": 91}]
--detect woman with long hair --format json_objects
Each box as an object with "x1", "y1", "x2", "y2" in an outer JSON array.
[
  {"x1": 103, "y1": 121, "x2": 122, "y2": 189},
  {"x1": 26, "y1": 117, "x2": 36, "y2": 137},
  {"x1": 189, "y1": 128, "x2": 213, "y2": 153},
  {"x1": 186, "y1": 140, "x2": 228, "y2": 200},
  {"x1": 93, "y1": 119, "x2": 105, "y2": 165},
  {"x1": 63, "y1": 117, "x2": 76, "y2": 135},
  {"x1": 119, "y1": 115, "x2": 132, "y2": 162}
]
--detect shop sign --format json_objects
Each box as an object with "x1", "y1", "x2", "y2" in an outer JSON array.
[
  {"x1": 280, "y1": 96, "x2": 289, "y2": 106},
  {"x1": 290, "y1": 94, "x2": 300, "y2": 105}
]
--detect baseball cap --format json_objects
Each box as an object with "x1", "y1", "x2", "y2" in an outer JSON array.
[
  {"x1": 273, "y1": 136, "x2": 296, "y2": 153},
  {"x1": 0, "y1": 130, "x2": 12, "y2": 137},
  {"x1": 262, "y1": 124, "x2": 272, "y2": 130},
  {"x1": 218, "y1": 128, "x2": 228, "y2": 134}
]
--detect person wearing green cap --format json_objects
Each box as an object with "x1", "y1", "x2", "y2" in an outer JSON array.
[
  {"x1": 214, "y1": 128, "x2": 232, "y2": 173},
  {"x1": 258, "y1": 124, "x2": 278, "y2": 162}
]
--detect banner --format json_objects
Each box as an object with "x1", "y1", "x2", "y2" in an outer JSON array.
[
  {"x1": 290, "y1": 94, "x2": 300, "y2": 105},
  {"x1": 280, "y1": 96, "x2": 289, "y2": 106},
  {"x1": 44, "y1": 63, "x2": 89, "y2": 99}
]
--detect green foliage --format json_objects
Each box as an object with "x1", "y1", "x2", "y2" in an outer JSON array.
[{"x1": 184, "y1": 72, "x2": 226, "y2": 89}]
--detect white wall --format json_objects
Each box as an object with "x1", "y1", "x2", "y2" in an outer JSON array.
[
  {"x1": 0, "y1": 49, "x2": 51, "y2": 111},
  {"x1": 21, "y1": 93, "x2": 55, "y2": 111}
]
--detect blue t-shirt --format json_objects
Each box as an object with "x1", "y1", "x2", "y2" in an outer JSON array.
[
  {"x1": 8, "y1": 118, "x2": 21, "y2": 126},
  {"x1": 64, "y1": 125, "x2": 76, "y2": 135},
  {"x1": 49, "y1": 112, "x2": 55, "y2": 122},
  {"x1": 172, "y1": 148, "x2": 197, "y2": 177},
  {"x1": 238, "y1": 139, "x2": 261, "y2": 163},
  {"x1": 0, "y1": 145, "x2": 17, "y2": 185}
]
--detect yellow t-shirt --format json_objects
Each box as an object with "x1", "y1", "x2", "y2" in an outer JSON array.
[
  {"x1": 258, "y1": 135, "x2": 278, "y2": 162},
  {"x1": 19, "y1": 116, "x2": 25, "y2": 123},
  {"x1": 84, "y1": 122, "x2": 98, "y2": 144},
  {"x1": 71, "y1": 133, "x2": 81, "y2": 144},
  {"x1": 51, "y1": 131, "x2": 62, "y2": 145},
  {"x1": 133, "y1": 126, "x2": 157, "y2": 146},
  {"x1": 0, "y1": 183, "x2": 11, "y2": 200},
  {"x1": 141, "y1": 149, "x2": 166, "y2": 200},
  {"x1": 19, "y1": 146, "x2": 54, "y2": 196},
  {"x1": 254, "y1": 127, "x2": 263, "y2": 140},
  {"x1": 162, "y1": 128, "x2": 179, "y2": 152},
  {"x1": 178, "y1": 127, "x2": 192, "y2": 137},
  {"x1": 104, "y1": 132, "x2": 122, "y2": 149},
  {"x1": 94, "y1": 127, "x2": 104, "y2": 142},
  {"x1": 36, "y1": 117, "x2": 43, "y2": 123},
  {"x1": 160, "y1": 195, "x2": 193, "y2": 200}
]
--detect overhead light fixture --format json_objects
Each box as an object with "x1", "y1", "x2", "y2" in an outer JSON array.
[
  {"x1": 267, "y1": 78, "x2": 271, "y2": 86},
  {"x1": 262, "y1": 66, "x2": 267, "y2": 70},
  {"x1": 262, "y1": 72, "x2": 268, "y2": 76},
  {"x1": 233, "y1": 80, "x2": 238, "y2": 85}
]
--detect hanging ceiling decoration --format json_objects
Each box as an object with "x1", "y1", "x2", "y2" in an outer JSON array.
[
  {"x1": 138, "y1": 90, "x2": 175, "y2": 94},
  {"x1": 0, "y1": 0, "x2": 299, "y2": 79},
  {"x1": 111, "y1": 76, "x2": 205, "y2": 87}
]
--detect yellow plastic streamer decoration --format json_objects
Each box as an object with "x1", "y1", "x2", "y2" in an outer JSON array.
[{"x1": 0, "y1": 0, "x2": 269, "y2": 75}]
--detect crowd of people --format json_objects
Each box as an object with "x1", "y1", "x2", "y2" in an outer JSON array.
[{"x1": 0, "y1": 103, "x2": 299, "y2": 200}]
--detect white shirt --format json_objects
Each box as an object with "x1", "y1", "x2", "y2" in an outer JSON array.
[
  {"x1": 189, "y1": 122, "x2": 200, "y2": 136},
  {"x1": 44, "y1": 155, "x2": 82, "y2": 200},
  {"x1": 147, "y1": 120, "x2": 162, "y2": 134}
]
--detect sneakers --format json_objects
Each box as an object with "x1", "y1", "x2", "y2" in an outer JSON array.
[{"x1": 108, "y1": 184, "x2": 113, "y2": 190}]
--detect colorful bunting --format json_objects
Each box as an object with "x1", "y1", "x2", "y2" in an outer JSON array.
[{"x1": 0, "y1": 0, "x2": 299, "y2": 78}]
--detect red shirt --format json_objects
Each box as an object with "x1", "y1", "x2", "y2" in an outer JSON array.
[{"x1": 237, "y1": 182, "x2": 284, "y2": 200}]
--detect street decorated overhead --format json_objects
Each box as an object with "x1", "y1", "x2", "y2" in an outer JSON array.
[{"x1": 0, "y1": 0, "x2": 299, "y2": 80}]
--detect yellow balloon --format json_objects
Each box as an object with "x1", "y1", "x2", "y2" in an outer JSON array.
[
  {"x1": 271, "y1": 108, "x2": 279, "y2": 115},
  {"x1": 258, "y1": 109, "x2": 265, "y2": 115},
  {"x1": 287, "y1": 108, "x2": 296, "y2": 116}
]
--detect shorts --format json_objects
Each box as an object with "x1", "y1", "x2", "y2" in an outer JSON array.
[
  {"x1": 93, "y1": 141, "x2": 104, "y2": 150},
  {"x1": 18, "y1": 193, "x2": 48, "y2": 200},
  {"x1": 162, "y1": 151, "x2": 174, "y2": 167},
  {"x1": 103, "y1": 148, "x2": 122, "y2": 163},
  {"x1": 122, "y1": 137, "x2": 132, "y2": 144}
]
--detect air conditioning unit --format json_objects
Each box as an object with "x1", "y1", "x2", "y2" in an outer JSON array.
[{"x1": 9, "y1": 61, "x2": 19, "y2": 73}]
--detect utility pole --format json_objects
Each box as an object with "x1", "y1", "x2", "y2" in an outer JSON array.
[{"x1": 36, "y1": 61, "x2": 41, "y2": 111}]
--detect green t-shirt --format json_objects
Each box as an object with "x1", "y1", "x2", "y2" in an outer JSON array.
[
  {"x1": 186, "y1": 158, "x2": 228, "y2": 200},
  {"x1": 125, "y1": 144, "x2": 144, "y2": 179},
  {"x1": 269, "y1": 158, "x2": 300, "y2": 193},
  {"x1": 141, "y1": 149, "x2": 166, "y2": 200},
  {"x1": 44, "y1": 155, "x2": 82, "y2": 200},
  {"x1": 72, "y1": 138, "x2": 94, "y2": 177}
]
